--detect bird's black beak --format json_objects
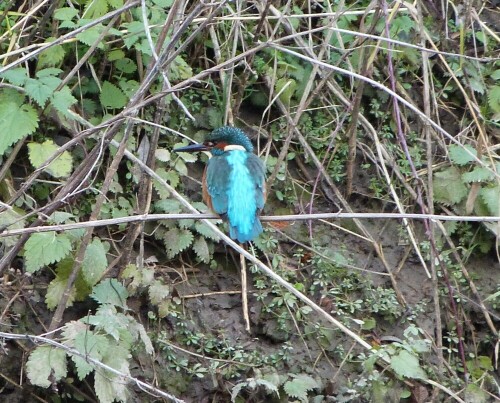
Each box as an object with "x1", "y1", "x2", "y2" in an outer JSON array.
[{"x1": 173, "y1": 143, "x2": 210, "y2": 153}]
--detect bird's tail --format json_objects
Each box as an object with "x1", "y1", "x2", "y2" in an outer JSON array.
[{"x1": 230, "y1": 218, "x2": 263, "y2": 243}]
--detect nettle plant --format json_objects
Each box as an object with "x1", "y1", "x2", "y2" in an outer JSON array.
[{"x1": 433, "y1": 144, "x2": 500, "y2": 246}]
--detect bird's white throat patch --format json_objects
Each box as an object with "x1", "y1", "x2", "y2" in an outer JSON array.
[{"x1": 224, "y1": 144, "x2": 246, "y2": 152}]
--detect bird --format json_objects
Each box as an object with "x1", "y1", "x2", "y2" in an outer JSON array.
[{"x1": 173, "y1": 126, "x2": 266, "y2": 243}]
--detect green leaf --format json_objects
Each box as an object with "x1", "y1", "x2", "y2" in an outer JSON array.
[
  {"x1": 72, "y1": 331, "x2": 109, "y2": 379},
  {"x1": 82, "y1": 238, "x2": 108, "y2": 286},
  {"x1": 154, "y1": 199, "x2": 181, "y2": 213},
  {"x1": 148, "y1": 280, "x2": 170, "y2": 305},
  {"x1": 487, "y1": 85, "x2": 500, "y2": 113},
  {"x1": 24, "y1": 70, "x2": 62, "y2": 107},
  {"x1": 46, "y1": 271, "x2": 76, "y2": 310},
  {"x1": 25, "y1": 232, "x2": 72, "y2": 273},
  {"x1": 46, "y1": 257, "x2": 91, "y2": 309},
  {"x1": 38, "y1": 38, "x2": 66, "y2": 69},
  {"x1": 0, "y1": 100, "x2": 38, "y2": 156},
  {"x1": 0, "y1": 208, "x2": 25, "y2": 248},
  {"x1": 193, "y1": 236, "x2": 210, "y2": 263},
  {"x1": 114, "y1": 58, "x2": 136, "y2": 73},
  {"x1": 76, "y1": 23, "x2": 105, "y2": 48},
  {"x1": 87, "y1": 305, "x2": 128, "y2": 340},
  {"x1": 28, "y1": 140, "x2": 73, "y2": 178},
  {"x1": 83, "y1": 0, "x2": 108, "y2": 19},
  {"x1": 169, "y1": 55, "x2": 193, "y2": 81},
  {"x1": 163, "y1": 228, "x2": 193, "y2": 258},
  {"x1": 461, "y1": 166, "x2": 493, "y2": 183},
  {"x1": 26, "y1": 346, "x2": 67, "y2": 388},
  {"x1": 390, "y1": 350, "x2": 426, "y2": 379},
  {"x1": 0, "y1": 67, "x2": 28, "y2": 85},
  {"x1": 94, "y1": 343, "x2": 130, "y2": 403},
  {"x1": 51, "y1": 86, "x2": 77, "y2": 116},
  {"x1": 91, "y1": 278, "x2": 128, "y2": 308},
  {"x1": 54, "y1": 7, "x2": 79, "y2": 20},
  {"x1": 433, "y1": 166, "x2": 468, "y2": 205},
  {"x1": 276, "y1": 77, "x2": 297, "y2": 106},
  {"x1": 153, "y1": 168, "x2": 179, "y2": 198},
  {"x1": 155, "y1": 148, "x2": 171, "y2": 162},
  {"x1": 195, "y1": 221, "x2": 220, "y2": 241},
  {"x1": 449, "y1": 144, "x2": 477, "y2": 165},
  {"x1": 283, "y1": 374, "x2": 319, "y2": 402},
  {"x1": 479, "y1": 186, "x2": 500, "y2": 215},
  {"x1": 100, "y1": 81, "x2": 127, "y2": 109},
  {"x1": 107, "y1": 49, "x2": 125, "y2": 61}
]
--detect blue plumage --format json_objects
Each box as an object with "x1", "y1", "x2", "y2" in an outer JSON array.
[{"x1": 174, "y1": 126, "x2": 266, "y2": 243}]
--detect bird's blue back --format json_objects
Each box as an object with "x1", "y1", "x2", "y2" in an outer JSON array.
[{"x1": 206, "y1": 150, "x2": 266, "y2": 243}]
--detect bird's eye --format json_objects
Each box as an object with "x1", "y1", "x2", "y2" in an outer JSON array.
[{"x1": 205, "y1": 141, "x2": 215, "y2": 147}]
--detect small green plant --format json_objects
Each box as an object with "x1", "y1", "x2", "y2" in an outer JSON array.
[{"x1": 26, "y1": 279, "x2": 153, "y2": 403}]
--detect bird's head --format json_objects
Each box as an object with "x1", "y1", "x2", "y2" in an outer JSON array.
[{"x1": 173, "y1": 126, "x2": 253, "y2": 156}]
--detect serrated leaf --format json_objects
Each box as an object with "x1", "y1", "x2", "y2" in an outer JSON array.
[
  {"x1": 0, "y1": 100, "x2": 38, "y2": 156},
  {"x1": 51, "y1": 86, "x2": 77, "y2": 116},
  {"x1": 82, "y1": 238, "x2": 108, "y2": 286},
  {"x1": 206, "y1": 107, "x2": 223, "y2": 128},
  {"x1": 487, "y1": 85, "x2": 500, "y2": 113},
  {"x1": 25, "y1": 72, "x2": 62, "y2": 107},
  {"x1": 0, "y1": 208, "x2": 25, "y2": 247},
  {"x1": 0, "y1": 67, "x2": 28, "y2": 85},
  {"x1": 193, "y1": 236, "x2": 210, "y2": 263},
  {"x1": 158, "y1": 300, "x2": 171, "y2": 318},
  {"x1": 115, "y1": 57, "x2": 136, "y2": 73},
  {"x1": 95, "y1": 343, "x2": 130, "y2": 403},
  {"x1": 449, "y1": 144, "x2": 477, "y2": 165},
  {"x1": 76, "y1": 23, "x2": 105, "y2": 48},
  {"x1": 46, "y1": 272, "x2": 77, "y2": 309},
  {"x1": 148, "y1": 280, "x2": 170, "y2": 305},
  {"x1": 462, "y1": 167, "x2": 493, "y2": 183},
  {"x1": 100, "y1": 81, "x2": 127, "y2": 109},
  {"x1": 25, "y1": 232, "x2": 72, "y2": 273},
  {"x1": 153, "y1": 168, "x2": 179, "y2": 198},
  {"x1": 62, "y1": 320, "x2": 88, "y2": 343},
  {"x1": 28, "y1": 140, "x2": 73, "y2": 178},
  {"x1": 155, "y1": 148, "x2": 171, "y2": 162},
  {"x1": 479, "y1": 186, "x2": 500, "y2": 215},
  {"x1": 283, "y1": 374, "x2": 319, "y2": 401},
  {"x1": 231, "y1": 379, "x2": 278, "y2": 402},
  {"x1": 195, "y1": 221, "x2": 220, "y2": 241},
  {"x1": 91, "y1": 279, "x2": 128, "y2": 308},
  {"x1": 72, "y1": 331, "x2": 109, "y2": 379},
  {"x1": 107, "y1": 49, "x2": 125, "y2": 61},
  {"x1": 48, "y1": 211, "x2": 75, "y2": 224},
  {"x1": 38, "y1": 38, "x2": 66, "y2": 69},
  {"x1": 390, "y1": 350, "x2": 426, "y2": 379},
  {"x1": 178, "y1": 218, "x2": 194, "y2": 228},
  {"x1": 163, "y1": 228, "x2": 193, "y2": 258},
  {"x1": 26, "y1": 346, "x2": 67, "y2": 388},
  {"x1": 87, "y1": 305, "x2": 129, "y2": 341},
  {"x1": 54, "y1": 7, "x2": 79, "y2": 20},
  {"x1": 46, "y1": 257, "x2": 91, "y2": 308},
  {"x1": 169, "y1": 55, "x2": 193, "y2": 81},
  {"x1": 83, "y1": 0, "x2": 109, "y2": 19},
  {"x1": 433, "y1": 166, "x2": 468, "y2": 205},
  {"x1": 154, "y1": 198, "x2": 181, "y2": 213}
]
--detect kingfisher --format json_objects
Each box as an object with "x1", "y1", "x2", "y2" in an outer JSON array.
[{"x1": 173, "y1": 126, "x2": 266, "y2": 243}]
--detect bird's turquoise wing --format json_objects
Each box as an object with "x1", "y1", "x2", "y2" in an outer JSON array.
[
  {"x1": 246, "y1": 153, "x2": 266, "y2": 211},
  {"x1": 205, "y1": 156, "x2": 230, "y2": 216}
]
